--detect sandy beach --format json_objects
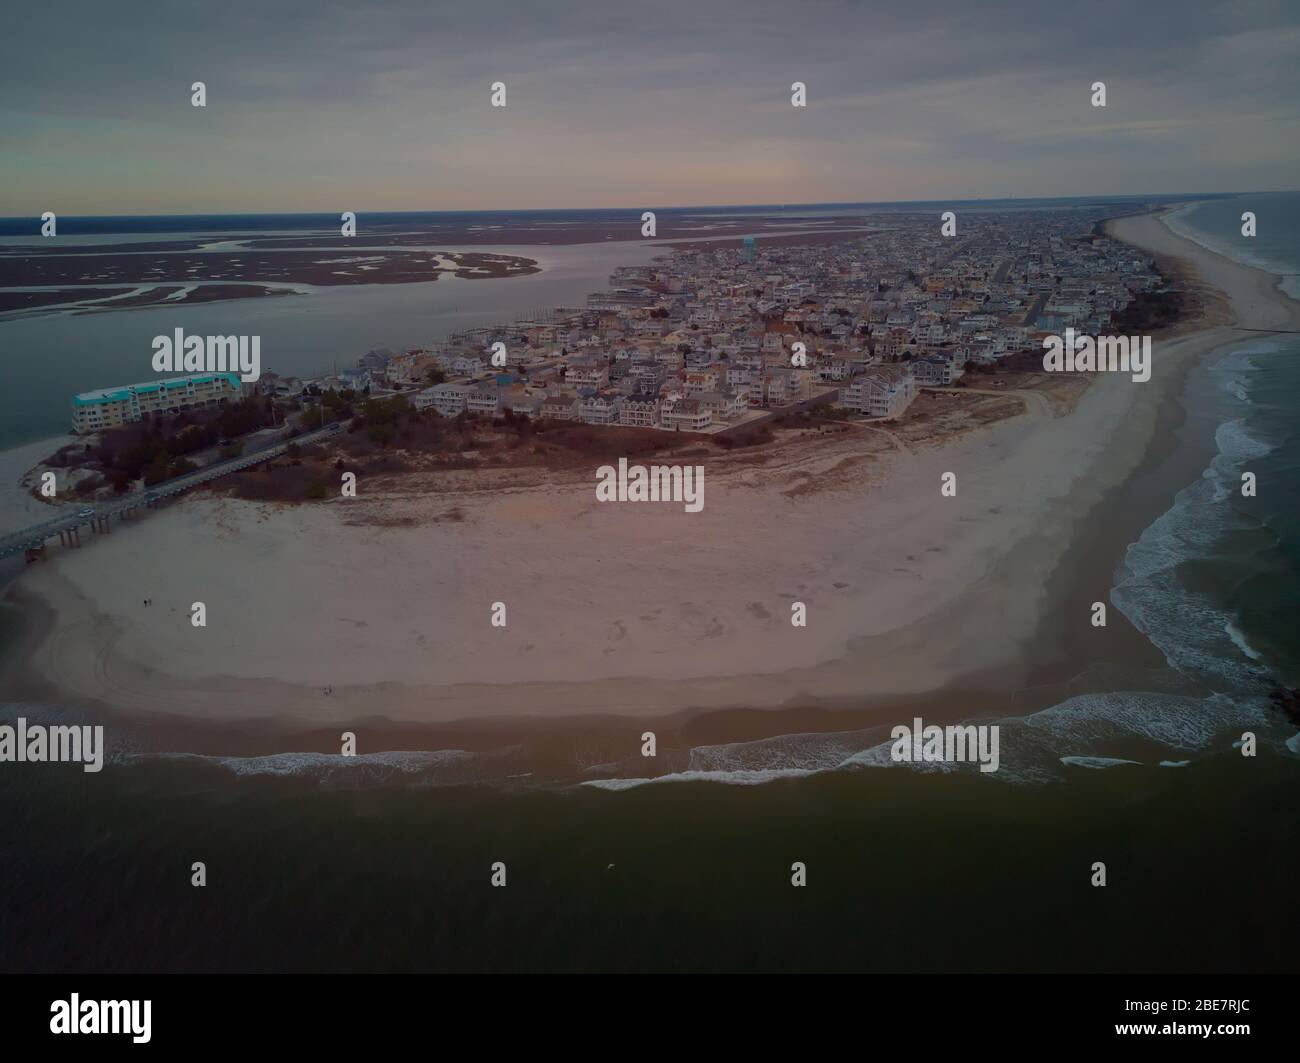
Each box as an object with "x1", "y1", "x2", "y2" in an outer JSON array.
[
  {"x1": 0, "y1": 434, "x2": 77, "y2": 537},
  {"x1": 4, "y1": 209, "x2": 1299, "y2": 739}
]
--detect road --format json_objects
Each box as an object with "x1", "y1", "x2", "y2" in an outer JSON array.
[
  {"x1": 1021, "y1": 290, "x2": 1049, "y2": 327},
  {"x1": 0, "y1": 422, "x2": 344, "y2": 560}
]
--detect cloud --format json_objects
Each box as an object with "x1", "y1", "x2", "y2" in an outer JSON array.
[{"x1": 1, "y1": 0, "x2": 1297, "y2": 212}]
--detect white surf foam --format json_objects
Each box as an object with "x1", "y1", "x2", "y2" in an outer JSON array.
[
  {"x1": 582, "y1": 767, "x2": 818, "y2": 790},
  {"x1": 124, "y1": 748, "x2": 474, "y2": 781},
  {"x1": 1059, "y1": 755, "x2": 1142, "y2": 769},
  {"x1": 687, "y1": 731, "x2": 867, "y2": 774},
  {"x1": 1225, "y1": 621, "x2": 1265, "y2": 662},
  {"x1": 215, "y1": 749, "x2": 472, "y2": 777},
  {"x1": 1214, "y1": 417, "x2": 1275, "y2": 464},
  {"x1": 1111, "y1": 413, "x2": 1275, "y2": 690},
  {"x1": 574, "y1": 684, "x2": 1290, "y2": 791}
]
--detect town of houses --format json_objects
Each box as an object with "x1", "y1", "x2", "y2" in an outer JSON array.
[{"x1": 256, "y1": 209, "x2": 1161, "y2": 434}]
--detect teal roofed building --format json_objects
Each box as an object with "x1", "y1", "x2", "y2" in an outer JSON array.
[{"x1": 72, "y1": 372, "x2": 243, "y2": 433}]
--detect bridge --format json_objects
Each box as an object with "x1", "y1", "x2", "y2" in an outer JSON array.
[{"x1": 1, "y1": 422, "x2": 344, "y2": 562}]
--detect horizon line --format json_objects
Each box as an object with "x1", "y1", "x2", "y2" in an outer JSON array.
[{"x1": 2, "y1": 190, "x2": 1279, "y2": 224}]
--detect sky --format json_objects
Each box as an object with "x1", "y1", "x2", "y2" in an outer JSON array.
[{"x1": 2, "y1": 0, "x2": 1298, "y2": 215}]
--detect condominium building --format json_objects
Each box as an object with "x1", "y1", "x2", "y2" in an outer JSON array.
[
  {"x1": 841, "y1": 366, "x2": 917, "y2": 418},
  {"x1": 71, "y1": 372, "x2": 243, "y2": 433}
]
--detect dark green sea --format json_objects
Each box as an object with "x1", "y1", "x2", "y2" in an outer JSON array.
[{"x1": 2, "y1": 749, "x2": 1298, "y2": 972}]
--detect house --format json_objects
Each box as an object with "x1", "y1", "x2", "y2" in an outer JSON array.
[
  {"x1": 661, "y1": 398, "x2": 713, "y2": 432},
  {"x1": 540, "y1": 395, "x2": 580, "y2": 421},
  {"x1": 627, "y1": 362, "x2": 666, "y2": 393},
  {"x1": 504, "y1": 389, "x2": 542, "y2": 417},
  {"x1": 696, "y1": 389, "x2": 748, "y2": 423},
  {"x1": 684, "y1": 367, "x2": 722, "y2": 394},
  {"x1": 764, "y1": 367, "x2": 798, "y2": 406},
  {"x1": 726, "y1": 364, "x2": 759, "y2": 388},
  {"x1": 840, "y1": 366, "x2": 916, "y2": 418},
  {"x1": 619, "y1": 393, "x2": 661, "y2": 428},
  {"x1": 465, "y1": 383, "x2": 502, "y2": 416},
  {"x1": 654, "y1": 347, "x2": 685, "y2": 370},
  {"x1": 578, "y1": 391, "x2": 622, "y2": 425},
  {"x1": 415, "y1": 383, "x2": 474, "y2": 417},
  {"x1": 566, "y1": 363, "x2": 610, "y2": 389},
  {"x1": 338, "y1": 367, "x2": 372, "y2": 393},
  {"x1": 816, "y1": 357, "x2": 852, "y2": 382},
  {"x1": 268, "y1": 376, "x2": 305, "y2": 398},
  {"x1": 359, "y1": 348, "x2": 394, "y2": 375},
  {"x1": 387, "y1": 349, "x2": 437, "y2": 385},
  {"x1": 911, "y1": 356, "x2": 956, "y2": 387}
]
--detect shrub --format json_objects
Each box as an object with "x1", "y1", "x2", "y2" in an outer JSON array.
[{"x1": 142, "y1": 454, "x2": 170, "y2": 486}]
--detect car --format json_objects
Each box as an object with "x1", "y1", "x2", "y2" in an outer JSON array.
[{"x1": 78, "y1": 508, "x2": 94, "y2": 519}]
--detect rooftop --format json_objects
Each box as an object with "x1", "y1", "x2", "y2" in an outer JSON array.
[{"x1": 73, "y1": 373, "x2": 242, "y2": 406}]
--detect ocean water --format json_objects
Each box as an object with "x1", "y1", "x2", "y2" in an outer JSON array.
[
  {"x1": 1106, "y1": 194, "x2": 1300, "y2": 738},
  {"x1": 2, "y1": 745, "x2": 1296, "y2": 973},
  {"x1": 1165, "y1": 193, "x2": 1300, "y2": 300},
  {"x1": 1113, "y1": 340, "x2": 1300, "y2": 692},
  {"x1": 2, "y1": 195, "x2": 1299, "y2": 971}
]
